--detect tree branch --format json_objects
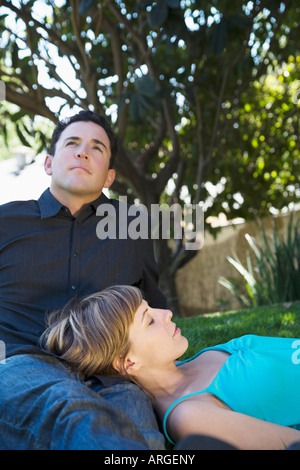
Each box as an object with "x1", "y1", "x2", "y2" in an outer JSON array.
[
  {"x1": 0, "y1": 0, "x2": 79, "y2": 60},
  {"x1": 4, "y1": 85, "x2": 56, "y2": 122}
]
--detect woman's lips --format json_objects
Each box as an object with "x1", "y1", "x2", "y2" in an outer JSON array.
[{"x1": 173, "y1": 325, "x2": 181, "y2": 336}]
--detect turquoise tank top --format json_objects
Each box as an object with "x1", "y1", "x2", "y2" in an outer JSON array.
[{"x1": 163, "y1": 335, "x2": 300, "y2": 444}]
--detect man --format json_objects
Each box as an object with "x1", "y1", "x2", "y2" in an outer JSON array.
[{"x1": 0, "y1": 110, "x2": 166, "y2": 450}]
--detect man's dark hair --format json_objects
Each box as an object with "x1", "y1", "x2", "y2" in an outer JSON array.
[{"x1": 49, "y1": 110, "x2": 118, "y2": 169}]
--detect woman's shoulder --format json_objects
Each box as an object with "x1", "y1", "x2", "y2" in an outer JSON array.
[{"x1": 165, "y1": 393, "x2": 222, "y2": 443}]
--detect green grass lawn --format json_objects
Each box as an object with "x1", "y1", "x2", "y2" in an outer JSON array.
[{"x1": 176, "y1": 301, "x2": 300, "y2": 360}]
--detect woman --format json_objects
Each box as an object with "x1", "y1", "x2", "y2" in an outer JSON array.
[{"x1": 41, "y1": 285, "x2": 300, "y2": 450}]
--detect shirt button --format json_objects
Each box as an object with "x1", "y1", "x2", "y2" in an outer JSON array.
[
  {"x1": 71, "y1": 285, "x2": 76, "y2": 290},
  {"x1": 74, "y1": 252, "x2": 78, "y2": 257}
]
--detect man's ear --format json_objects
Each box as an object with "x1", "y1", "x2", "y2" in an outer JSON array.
[
  {"x1": 44, "y1": 154, "x2": 54, "y2": 176},
  {"x1": 103, "y1": 169, "x2": 116, "y2": 189}
]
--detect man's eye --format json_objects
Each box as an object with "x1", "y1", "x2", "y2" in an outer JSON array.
[{"x1": 66, "y1": 141, "x2": 76, "y2": 146}]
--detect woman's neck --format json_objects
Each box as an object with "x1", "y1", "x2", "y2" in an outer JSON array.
[{"x1": 134, "y1": 363, "x2": 191, "y2": 417}]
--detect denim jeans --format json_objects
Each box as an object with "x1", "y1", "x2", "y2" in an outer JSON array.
[{"x1": 0, "y1": 353, "x2": 166, "y2": 450}]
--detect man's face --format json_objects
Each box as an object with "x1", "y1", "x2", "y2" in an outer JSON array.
[{"x1": 44, "y1": 120, "x2": 115, "y2": 203}]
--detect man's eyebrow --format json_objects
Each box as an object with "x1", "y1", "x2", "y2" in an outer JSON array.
[
  {"x1": 92, "y1": 138, "x2": 108, "y2": 150},
  {"x1": 64, "y1": 136, "x2": 80, "y2": 142},
  {"x1": 64, "y1": 136, "x2": 108, "y2": 150}
]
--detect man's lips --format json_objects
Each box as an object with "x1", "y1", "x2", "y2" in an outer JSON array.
[{"x1": 70, "y1": 166, "x2": 91, "y2": 174}]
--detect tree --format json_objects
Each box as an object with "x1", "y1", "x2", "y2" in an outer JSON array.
[{"x1": 0, "y1": 0, "x2": 299, "y2": 314}]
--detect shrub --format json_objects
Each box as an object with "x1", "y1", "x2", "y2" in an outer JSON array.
[{"x1": 218, "y1": 213, "x2": 300, "y2": 308}]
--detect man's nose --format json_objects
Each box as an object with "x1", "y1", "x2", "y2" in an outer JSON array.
[{"x1": 75, "y1": 144, "x2": 89, "y2": 159}]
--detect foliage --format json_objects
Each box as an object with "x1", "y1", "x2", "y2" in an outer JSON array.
[
  {"x1": 212, "y1": 57, "x2": 300, "y2": 221},
  {"x1": 0, "y1": 0, "x2": 300, "y2": 312},
  {"x1": 0, "y1": 102, "x2": 52, "y2": 158},
  {"x1": 218, "y1": 214, "x2": 300, "y2": 308},
  {"x1": 176, "y1": 301, "x2": 300, "y2": 359}
]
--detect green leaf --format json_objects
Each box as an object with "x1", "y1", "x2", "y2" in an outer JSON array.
[
  {"x1": 117, "y1": 91, "x2": 131, "y2": 114},
  {"x1": 209, "y1": 21, "x2": 228, "y2": 55},
  {"x1": 2, "y1": 123, "x2": 7, "y2": 146},
  {"x1": 136, "y1": 75, "x2": 156, "y2": 97},
  {"x1": 11, "y1": 42, "x2": 19, "y2": 69},
  {"x1": 79, "y1": 0, "x2": 96, "y2": 16},
  {"x1": 148, "y1": 0, "x2": 169, "y2": 28},
  {"x1": 15, "y1": 124, "x2": 31, "y2": 147},
  {"x1": 228, "y1": 256, "x2": 256, "y2": 289},
  {"x1": 129, "y1": 93, "x2": 146, "y2": 122},
  {"x1": 165, "y1": 0, "x2": 180, "y2": 8},
  {"x1": 227, "y1": 14, "x2": 252, "y2": 30}
]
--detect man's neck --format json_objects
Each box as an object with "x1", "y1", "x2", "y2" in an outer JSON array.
[{"x1": 49, "y1": 187, "x2": 102, "y2": 217}]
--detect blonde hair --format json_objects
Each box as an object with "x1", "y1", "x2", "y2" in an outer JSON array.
[{"x1": 41, "y1": 285, "x2": 143, "y2": 378}]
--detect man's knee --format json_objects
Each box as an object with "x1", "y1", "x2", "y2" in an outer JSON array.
[{"x1": 0, "y1": 354, "x2": 149, "y2": 450}]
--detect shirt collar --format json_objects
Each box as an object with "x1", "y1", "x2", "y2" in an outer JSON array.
[
  {"x1": 38, "y1": 188, "x2": 110, "y2": 219},
  {"x1": 90, "y1": 191, "x2": 110, "y2": 211},
  {"x1": 38, "y1": 189, "x2": 64, "y2": 219}
]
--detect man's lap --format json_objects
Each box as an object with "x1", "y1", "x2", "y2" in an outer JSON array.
[{"x1": 0, "y1": 353, "x2": 165, "y2": 450}]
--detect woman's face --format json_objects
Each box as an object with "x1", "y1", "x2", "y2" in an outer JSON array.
[{"x1": 125, "y1": 300, "x2": 188, "y2": 373}]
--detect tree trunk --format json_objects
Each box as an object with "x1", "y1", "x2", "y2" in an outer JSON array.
[{"x1": 154, "y1": 238, "x2": 182, "y2": 316}]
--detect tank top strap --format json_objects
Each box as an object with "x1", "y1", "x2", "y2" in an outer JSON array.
[
  {"x1": 162, "y1": 390, "x2": 208, "y2": 445},
  {"x1": 163, "y1": 340, "x2": 235, "y2": 444}
]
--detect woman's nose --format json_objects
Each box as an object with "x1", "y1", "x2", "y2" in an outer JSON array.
[{"x1": 164, "y1": 309, "x2": 173, "y2": 323}]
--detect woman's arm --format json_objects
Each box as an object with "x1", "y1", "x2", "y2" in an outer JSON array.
[{"x1": 168, "y1": 396, "x2": 300, "y2": 450}]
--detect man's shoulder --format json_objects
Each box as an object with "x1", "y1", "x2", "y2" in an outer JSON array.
[{"x1": 0, "y1": 199, "x2": 38, "y2": 218}]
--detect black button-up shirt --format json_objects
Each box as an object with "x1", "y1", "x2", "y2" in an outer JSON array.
[{"x1": 0, "y1": 189, "x2": 166, "y2": 356}]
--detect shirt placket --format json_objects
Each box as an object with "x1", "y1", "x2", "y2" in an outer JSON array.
[{"x1": 69, "y1": 218, "x2": 81, "y2": 294}]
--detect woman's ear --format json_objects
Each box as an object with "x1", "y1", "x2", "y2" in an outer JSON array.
[{"x1": 113, "y1": 356, "x2": 139, "y2": 375}]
